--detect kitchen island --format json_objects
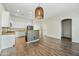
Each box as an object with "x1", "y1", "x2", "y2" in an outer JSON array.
[
  {"x1": 1, "y1": 31, "x2": 16, "y2": 51},
  {"x1": 25, "y1": 26, "x2": 40, "y2": 43}
]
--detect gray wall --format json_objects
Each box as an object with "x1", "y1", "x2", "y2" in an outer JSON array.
[{"x1": 45, "y1": 12, "x2": 79, "y2": 43}]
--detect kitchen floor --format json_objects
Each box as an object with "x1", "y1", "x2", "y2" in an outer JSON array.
[{"x1": 0, "y1": 36, "x2": 79, "y2": 56}]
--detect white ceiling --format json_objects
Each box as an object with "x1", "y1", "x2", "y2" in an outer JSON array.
[{"x1": 3, "y1": 3, "x2": 79, "y2": 20}]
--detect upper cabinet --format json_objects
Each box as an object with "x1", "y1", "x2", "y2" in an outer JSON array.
[{"x1": 1, "y1": 11, "x2": 10, "y2": 27}]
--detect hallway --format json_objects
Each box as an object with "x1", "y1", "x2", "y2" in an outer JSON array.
[{"x1": 1, "y1": 36, "x2": 79, "y2": 56}]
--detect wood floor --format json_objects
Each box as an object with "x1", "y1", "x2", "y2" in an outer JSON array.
[{"x1": 0, "y1": 36, "x2": 79, "y2": 56}]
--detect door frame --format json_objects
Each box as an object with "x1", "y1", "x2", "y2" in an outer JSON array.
[{"x1": 61, "y1": 18, "x2": 72, "y2": 39}]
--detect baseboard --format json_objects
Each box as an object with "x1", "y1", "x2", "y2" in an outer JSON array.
[
  {"x1": 72, "y1": 40, "x2": 79, "y2": 44},
  {"x1": 61, "y1": 36, "x2": 72, "y2": 39},
  {"x1": 45, "y1": 35, "x2": 79, "y2": 44},
  {"x1": 45, "y1": 35, "x2": 61, "y2": 40}
]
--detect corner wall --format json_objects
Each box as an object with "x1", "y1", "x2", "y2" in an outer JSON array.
[{"x1": 45, "y1": 12, "x2": 79, "y2": 43}]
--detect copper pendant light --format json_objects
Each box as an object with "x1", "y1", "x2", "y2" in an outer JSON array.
[{"x1": 35, "y1": 4, "x2": 44, "y2": 20}]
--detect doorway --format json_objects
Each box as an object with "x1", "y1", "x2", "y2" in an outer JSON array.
[{"x1": 61, "y1": 19, "x2": 72, "y2": 41}]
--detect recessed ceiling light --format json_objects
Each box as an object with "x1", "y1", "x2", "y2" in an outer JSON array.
[{"x1": 17, "y1": 9, "x2": 20, "y2": 12}]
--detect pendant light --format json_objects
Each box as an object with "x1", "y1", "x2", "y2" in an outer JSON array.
[{"x1": 35, "y1": 3, "x2": 44, "y2": 20}]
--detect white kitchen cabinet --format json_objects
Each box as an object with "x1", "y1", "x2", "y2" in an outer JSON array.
[
  {"x1": 1, "y1": 11, "x2": 10, "y2": 27},
  {"x1": 0, "y1": 35, "x2": 2, "y2": 52},
  {"x1": 15, "y1": 31, "x2": 25, "y2": 37},
  {"x1": 1, "y1": 35, "x2": 15, "y2": 50}
]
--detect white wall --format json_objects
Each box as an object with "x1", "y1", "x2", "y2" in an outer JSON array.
[
  {"x1": 43, "y1": 23, "x2": 47, "y2": 36},
  {"x1": 45, "y1": 11, "x2": 79, "y2": 43},
  {"x1": 45, "y1": 17, "x2": 60, "y2": 39}
]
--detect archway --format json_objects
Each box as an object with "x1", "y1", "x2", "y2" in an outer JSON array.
[{"x1": 61, "y1": 19, "x2": 72, "y2": 41}]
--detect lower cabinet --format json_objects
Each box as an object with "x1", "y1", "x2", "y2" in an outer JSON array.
[
  {"x1": 1, "y1": 35, "x2": 15, "y2": 50},
  {"x1": 15, "y1": 32, "x2": 25, "y2": 37},
  {"x1": 0, "y1": 35, "x2": 2, "y2": 52}
]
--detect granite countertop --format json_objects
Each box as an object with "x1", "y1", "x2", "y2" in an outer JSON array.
[
  {"x1": 15, "y1": 28, "x2": 26, "y2": 32},
  {"x1": 2, "y1": 31, "x2": 15, "y2": 35},
  {"x1": 2, "y1": 28, "x2": 26, "y2": 35}
]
